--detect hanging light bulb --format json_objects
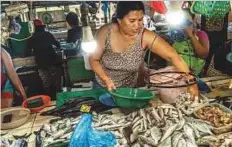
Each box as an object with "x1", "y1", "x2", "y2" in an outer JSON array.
[
  {"x1": 166, "y1": 11, "x2": 184, "y2": 26},
  {"x1": 81, "y1": 26, "x2": 97, "y2": 53},
  {"x1": 80, "y1": 2, "x2": 97, "y2": 54}
]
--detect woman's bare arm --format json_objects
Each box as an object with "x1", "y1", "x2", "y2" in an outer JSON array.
[
  {"x1": 1, "y1": 48, "x2": 26, "y2": 98},
  {"x1": 143, "y1": 29, "x2": 190, "y2": 73},
  {"x1": 89, "y1": 25, "x2": 116, "y2": 90},
  {"x1": 184, "y1": 26, "x2": 209, "y2": 59}
]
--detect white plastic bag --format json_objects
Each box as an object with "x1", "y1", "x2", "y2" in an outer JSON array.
[{"x1": 82, "y1": 52, "x2": 92, "y2": 70}]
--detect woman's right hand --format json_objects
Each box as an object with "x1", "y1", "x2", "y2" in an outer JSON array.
[{"x1": 104, "y1": 78, "x2": 116, "y2": 91}]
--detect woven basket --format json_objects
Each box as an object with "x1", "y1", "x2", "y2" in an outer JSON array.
[
  {"x1": 194, "y1": 103, "x2": 232, "y2": 134},
  {"x1": 191, "y1": 1, "x2": 230, "y2": 18},
  {"x1": 1, "y1": 108, "x2": 30, "y2": 130}
]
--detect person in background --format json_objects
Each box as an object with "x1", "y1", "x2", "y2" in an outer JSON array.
[
  {"x1": 170, "y1": 9, "x2": 209, "y2": 76},
  {"x1": 201, "y1": 12, "x2": 229, "y2": 75},
  {"x1": 27, "y1": 19, "x2": 61, "y2": 98},
  {"x1": 66, "y1": 12, "x2": 82, "y2": 43},
  {"x1": 1, "y1": 47, "x2": 26, "y2": 108},
  {"x1": 89, "y1": 1, "x2": 198, "y2": 99}
]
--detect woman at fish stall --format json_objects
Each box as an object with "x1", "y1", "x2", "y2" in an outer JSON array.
[{"x1": 89, "y1": 1, "x2": 199, "y2": 98}]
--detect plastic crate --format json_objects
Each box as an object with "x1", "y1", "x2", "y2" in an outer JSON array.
[{"x1": 56, "y1": 89, "x2": 106, "y2": 107}]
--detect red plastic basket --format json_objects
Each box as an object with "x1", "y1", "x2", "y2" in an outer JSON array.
[{"x1": 22, "y1": 95, "x2": 51, "y2": 113}]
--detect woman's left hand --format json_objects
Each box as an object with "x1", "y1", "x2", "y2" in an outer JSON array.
[{"x1": 183, "y1": 26, "x2": 194, "y2": 38}]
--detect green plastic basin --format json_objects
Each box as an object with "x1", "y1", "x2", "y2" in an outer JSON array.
[{"x1": 109, "y1": 87, "x2": 155, "y2": 108}]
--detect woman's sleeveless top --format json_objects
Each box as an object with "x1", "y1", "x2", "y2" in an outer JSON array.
[{"x1": 96, "y1": 24, "x2": 145, "y2": 87}]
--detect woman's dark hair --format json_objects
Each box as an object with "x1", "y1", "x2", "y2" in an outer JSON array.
[
  {"x1": 66, "y1": 12, "x2": 79, "y2": 27},
  {"x1": 112, "y1": 1, "x2": 145, "y2": 23}
]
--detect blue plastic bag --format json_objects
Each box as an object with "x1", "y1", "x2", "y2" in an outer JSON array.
[
  {"x1": 99, "y1": 93, "x2": 116, "y2": 107},
  {"x1": 69, "y1": 114, "x2": 116, "y2": 147}
]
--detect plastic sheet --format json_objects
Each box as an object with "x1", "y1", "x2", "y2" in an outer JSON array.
[{"x1": 69, "y1": 114, "x2": 116, "y2": 147}]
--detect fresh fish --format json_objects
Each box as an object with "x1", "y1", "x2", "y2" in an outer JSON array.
[
  {"x1": 144, "y1": 144, "x2": 152, "y2": 147},
  {"x1": 187, "y1": 122, "x2": 201, "y2": 139},
  {"x1": 171, "y1": 110, "x2": 178, "y2": 116},
  {"x1": 183, "y1": 124, "x2": 195, "y2": 144},
  {"x1": 132, "y1": 125, "x2": 140, "y2": 134},
  {"x1": 143, "y1": 119, "x2": 148, "y2": 130},
  {"x1": 172, "y1": 132, "x2": 183, "y2": 147},
  {"x1": 132, "y1": 116, "x2": 140, "y2": 124},
  {"x1": 177, "y1": 138, "x2": 187, "y2": 147},
  {"x1": 151, "y1": 108, "x2": 162, "y2": 122},
  {"x1": 34, "y1": 129, "x2": 46, "y2": 147},
  {"x1": 53, "y1": 127, "x2": 72, "y2": 139},
  {"x1": 132, "y1": 119, "x2": 142, "y2": 129},
  {"x1": 139, "y1": 120, "x2": 144, "y2": 132},
  {"x1": 60, "y1": 132, "x2": 72, "y2": 139},
  {"x1": 168, "y1": 108, "x2": 173, "y2": 116},
  {"x1": 159, "y1": 104, "x2": 176, "y2": 110},
  {"x1": 190, "y1": 121, "x2": 213, "y2": 135},
  {"x1": 144, "y1": 130, "x2": 151, "y2": 137},
  {"x1": 12, "y1": 133, "x2": 31, "y2": 140},
  {"x1": 158, "y1": 108, "x2": 164, "y2": 119},
  {"x1": 118, "y1": 118, "x2": 126, "y2": 124},
  {"x1": 185, "y1": 138, "x2": 198, "y2": 147},
  {"x1": 10, "y1": 133, "x2": 31, "y2": 147},
  {"x1": 44, "y1": 138, "x2": 67, "y2": 147},
  {"x1": 177, "y1": 108, "x2": 183, "y2": 120},
  {"x1": 130, "y1": 133, "x2": 138, "y2": 143},
  {"x1": 1, "y1": 138, "x2": 11, "y2": 147},
  {"x1": 158, "y1": 136, "x2": 172, "y2": 147},
  {"x1": 176, "y1": 118, "x2": 185, "y2": 130},
  {"x1": 160, "y1": 123, "x2": 178, "y2": 142},
  {"x1": 139, "y1": 135, "x2": 157, "y2": 146},
  {"x1": 131, "y1": 142, "x2": 141, "y2": 147},
  {"x1": 164, "y1": 108, "x2": 169, "y2": 115},
  {"x1": 146, "y1": 114, "x2": 152, "y2": 125},
  {"x1": 150, "y1": 126, "x2": 162, "y2": 145},
  {"x1": 10, "y1": 139, "x2": 28, "y2": 147},
  {"x1": 131, "y1": 111, "x2": 138, "y2": 120},
  {"x1": 96, "y1": 123, "x2": 128, "y2": 131}
]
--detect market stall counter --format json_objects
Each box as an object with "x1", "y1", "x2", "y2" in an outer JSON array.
[{"x1": 0, "y1": 76, "x2": 231, "y2": 147}]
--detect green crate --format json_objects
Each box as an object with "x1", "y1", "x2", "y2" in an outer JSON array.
[{"x1": 56, "y1": 89, "x2": 106, "y2": 107}]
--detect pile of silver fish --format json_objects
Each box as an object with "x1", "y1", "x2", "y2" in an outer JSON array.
[
  {"x1": 29, "y1": 103, "x2": 214, "y2": 147},
  {"x1": 34, "y1": 117, "x2": 80, "y2": 147},
  {"x1": 0, "y1": 133, "x2": 31, "y2": 147},
  {"x1": 0, "y1": 93, "x2": 213, "y2": 147},
  {"x1": 92, "y1": 103, "x2": 214, "y2": 147},
  {"x1": 174, "y1": 92, "x2": 208, "y2": 115}
]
